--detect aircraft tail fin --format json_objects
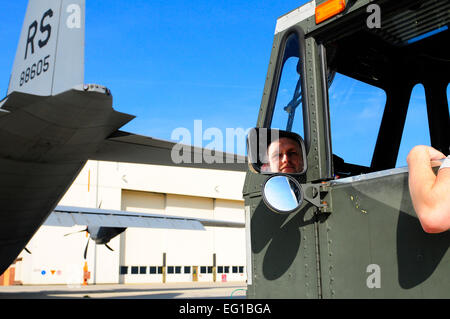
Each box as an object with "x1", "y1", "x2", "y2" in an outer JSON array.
[{"x1": 7, "y1": 0, "x2": 85, "y2": 96}]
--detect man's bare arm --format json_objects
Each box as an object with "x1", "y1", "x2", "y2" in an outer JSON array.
[{"x1": 407, "y1": 145, "x2": 450, "y2": 233}]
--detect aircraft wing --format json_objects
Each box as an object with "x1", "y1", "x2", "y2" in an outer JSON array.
[
  {"x1": 89, "y1": 130, "x2": 248, "y2": 172},
  {"x1": 44, "y1": 205, "x2": 245, "y2": 230}
]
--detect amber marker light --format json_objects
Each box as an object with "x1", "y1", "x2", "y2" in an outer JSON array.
[{"x1": 315, "y1": 0, "x2": 346, "y2": 24}]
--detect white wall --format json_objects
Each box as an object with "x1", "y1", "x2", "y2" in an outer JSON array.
[{"x1": 18, "y1": 225, "x2": 90, "y2": 285}]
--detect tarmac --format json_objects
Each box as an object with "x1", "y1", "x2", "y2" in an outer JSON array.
[{"x1": 0, "y1": 281, "x2": 247, "y2": 299}]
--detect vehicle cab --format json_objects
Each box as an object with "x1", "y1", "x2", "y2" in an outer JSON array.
[{"x1": 244, "y1": 0, "x2": 449, "y2": 298}]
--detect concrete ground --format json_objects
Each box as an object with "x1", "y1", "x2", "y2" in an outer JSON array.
[{"x1": 0, "y1": 281, "x2": 247, "y2": 299}]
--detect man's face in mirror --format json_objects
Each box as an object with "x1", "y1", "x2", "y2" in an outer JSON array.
[{"x1": 266, "y1": 137, "x2": 304, "y2": 173}]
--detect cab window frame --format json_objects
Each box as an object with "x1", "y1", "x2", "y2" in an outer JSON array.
[{"x1": 263, "y1": 25, "x2": 310, "y2": 150}]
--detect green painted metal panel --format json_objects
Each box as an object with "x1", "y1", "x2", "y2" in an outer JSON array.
[{"x1": 246, "y1": 193, "x2": 320, "y2": 298}]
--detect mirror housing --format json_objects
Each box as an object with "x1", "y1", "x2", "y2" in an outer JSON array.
[
  {"x1": 247, "y1": 128, "x2": 307, "y2": 175},
  {"x1": 263, "y1": 175, "x2": 303, "y2": 214}
]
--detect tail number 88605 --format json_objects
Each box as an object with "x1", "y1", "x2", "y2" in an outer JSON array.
[{"x1": 19, "y1": 55, "x2": 50, "y2": 86}]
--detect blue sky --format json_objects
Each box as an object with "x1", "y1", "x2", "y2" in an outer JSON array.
[
  {"x1": 0, "y1": 1, "x2": 445, "y2": 168},
  {"x1": 1, "y1": 1, "x2": 308, "y2": 147}
]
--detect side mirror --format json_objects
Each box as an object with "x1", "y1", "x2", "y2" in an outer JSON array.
[
  {"x1": 247, "y1": 128, "x2": 307, "y2": 175},
  {"x1": 263, "y1": 175, "x2": 303, "y2": 214}
]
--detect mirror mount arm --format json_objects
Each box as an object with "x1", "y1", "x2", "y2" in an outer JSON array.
[{"x1": 301, "y1": 182, "x2": 332, "y2": 213}]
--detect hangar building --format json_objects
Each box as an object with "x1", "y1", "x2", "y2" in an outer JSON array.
[{"x1": 4, "y1": 160, "x2": 247, "y2": 286}]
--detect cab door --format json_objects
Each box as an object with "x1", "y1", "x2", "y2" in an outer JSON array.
[{"x1": 318, "y1": 169, "x2": 450, "y2": 298}]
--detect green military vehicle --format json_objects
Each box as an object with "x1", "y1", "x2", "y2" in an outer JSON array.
[{"x1": 244, "y1": 0, "x2": 449, "y2": 298}]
